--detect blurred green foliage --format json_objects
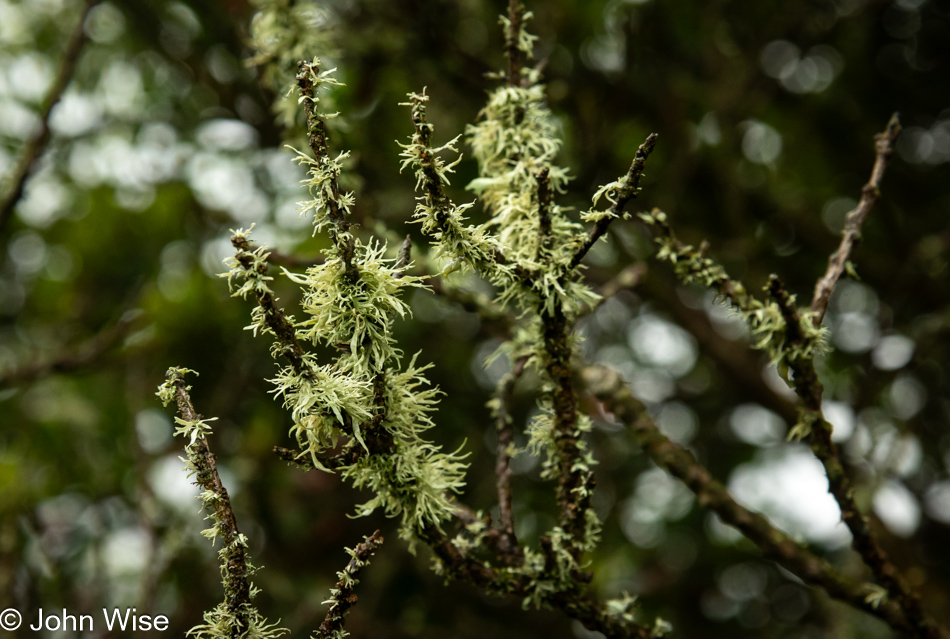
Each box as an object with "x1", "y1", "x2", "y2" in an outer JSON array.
[{"x1": 1, "y1": 0, "x2": 949, "y2": 637}]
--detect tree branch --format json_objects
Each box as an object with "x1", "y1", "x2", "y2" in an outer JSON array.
[
  {"x1": 0, "y1": 0, "x2": 99, "y2": 234},
  {"x1": 581, "y1": 364, "x2": 936, "y2": 638},
  {"x1": 810, "y1": 114, "x2": 901, "y2": 323},
  {"x1": 314, "y1": 531, "x2": 383, "y2": 639},
  {"x1": 569, "y1": 133, "x2": 659, "y2": 271},
  {"x1": 296, "y1": 60, "x2": 358, "y2": 283},
  {"x1": 0, "y1": 310, "x2": 143, "y2": 387},
  {"x1": 766, "y1": 276, "x2": 941, "y2": 639},
  {"x1": 505, "y1": 0, "x2": 526, "y2": 87},
  {"x1": 164, "y1": 368, "x2": 252, "y2": 634},
  {"x1": 492, "y1": 355, "x2": 529, "y2": 561}
]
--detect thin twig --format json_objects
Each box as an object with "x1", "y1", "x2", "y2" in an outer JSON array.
[
  {"x1": 810, "y1": 114, "x2": 901, "y2": 323},
  {"x1": 231, "y1": 235, "x2": 316, "y2": 381},
  {"x1": 492, "y1": 355, "x2": 529, "y2": 561},
  {"x1": 569, "y1": 133, "x2": 659, "y2": 270},
  {"x1": 637, "y1": 269, "x2": 799, "y2": 424},
  {"x1": 165, "y1": 369, "x2": 252, "y2": 634},
  {"x1": 296, "y1": 60, "x2": 358, "y2": 282},
  {"x1": 505, "y1": 0, "x2": 526, "y2": 87},
  {"x1": 581, "y1": 364, "x2": 931, "y2": 637},
  {"x1": 535, "y1": 169, "x2": 553, "y2": 261},
  {"x1": 273, "y1": 446, "x2": 357, "y2": 471},
  {"x1": 766, "y1": 276, "x2": 941, "y2": 639},
  {"x1": 314, "y1": 531, "x2": 383, "y2": 639},
  {"x1": 0, "y1": 310, "x2": 143, "y2": 387},
  {"x1": 266, "y1": 250, "x2": 324, "y2": 269},
  {"x1": 576, "y1": 263, "x2": 647, "y2": 321},
  {"x1": 0, "y1": 0, "x2": 100, "y2": 234}
]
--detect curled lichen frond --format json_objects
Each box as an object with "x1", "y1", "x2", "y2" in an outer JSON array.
[
  {"x1": 581, "y1": 174, "x2": 641, "y2": 224},
  {"x1": 285, "y1": 240, "x2": 427, "y2": 374},
  {"x1": 605, "y1": 592, "x2": 640, "y2": 624},
  {"x1": 343, "y1": 439, "x2": 468, "y2": 541},
  {"x1": 290, "y1": 146, "x2": 355, "y2": 237},
  {"x1": 296, "y1": 57, "x2": 344, "y2": 108},
  {"x1": 788, "y1": 407, "x2": 822, "y2": 442},
  {"x1": 174, "y1": 416, "x2": 219, "y2": 446},
  {"x1": 451, "y1": 512, "x2": 492, "y2": 553},
  {"x1": 187, "y1": 604, "x2": 288, "y2": 639},
  {"x1": 221, "y1": 225, "x2": 275, "y2": 300},
  {"x1": 499, "y1": 9, "x2": 539, "y2": 59}
]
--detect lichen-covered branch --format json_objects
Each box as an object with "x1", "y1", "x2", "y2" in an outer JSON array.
[
  {"x1": 0, "y1": 0, "x2": 99, "y2": 234},
  {"x1": 581, "y1": 364, "x2": 928, "y2": 637},
  {"x1": 399, "y1": 90, "x2": 508, "y2": 276},
  {"x1": 766, "y1": 276, "x2": 941, "y2": 639},
  {"x1": 641, "y1": 203, "x2": 943, "y2": 639},
  {"x1": 639, "y1": 208, "x2": 828, "y2": 366},
  {"x1": 295, "y1": 59, "x2": 358, "y2": 282},
  {"x1": 570, "y1": 133, "x2": 659, "y2": 270},
  {"x1": 810, "y1": 114, "x2": 902, "y2": 323},
  {"x1": 314, "y1": 531, "x2": 383, "y2": 639},
  {"x1": 157, "y1": 368, "x2": 286, "y2": 639},
  {"x1": 227, "y1": 231, "x2": 315, "y2": 381}
]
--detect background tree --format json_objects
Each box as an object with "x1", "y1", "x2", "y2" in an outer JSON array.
[{"x1": 0, "y1": 0, "x2": 948, "y2": 637}]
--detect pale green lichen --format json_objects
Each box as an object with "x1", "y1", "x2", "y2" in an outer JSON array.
[
  {"x1": 248, "y1": 0, "x2": 337, "y2": 129},
  {"x1": 162, "y1": 369, "x2": 287, "y2": 639},
  {"x1": 605, "y1": 592, "x2": 639, "y2": 623},
  {"x1": 788, "y1": 407, "x2": 822, "y2": 442},
  {"x1": 466, "y1": 81, "x2": 573, "y2": 266},
  {"x1": 156, "y1": 366, "x2": 197, "y2": 406},
  {"x1": 187, "y1": 604, "x2": 287, "y2": 639},
  {"x1": 638, "y1": 208, "x2": 830, "y2": 367},
  {"x1": 499, "y1": 9, "x2": 539, "y2": 60},
  {"x1": 865, "y1": 583, "x2": 889, "y2": 609},
  {"x1": 398, "y1": 91, "x2": 503, "y2": 276},
  {"x1": 285, "y1": 241, "x2": 426, "y2": 374},
  {"x1": 222, "y1": 70, "x2": 470, "y2": 542}
]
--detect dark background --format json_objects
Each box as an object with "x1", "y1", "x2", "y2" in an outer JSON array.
[{"x1": 1, "y1": 0, "x2": 949, "y2": 637}]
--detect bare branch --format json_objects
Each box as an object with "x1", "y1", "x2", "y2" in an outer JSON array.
[
  {"x1": 0, "y1": 310, "x2": 143, "y2": 387},
  {"x1": 492, "y1": 355, "x2": 529, "y2": 561},
  {"x1": 810, "y1": 114, "x2": 901, "y2": 323},
  {"x1": 535, "y1": 169, "x2": 553, "y2": 261},
  {"x1": 266, "y1": 250, "x2": 324, "y2": 269},
  {"x1": 0, "y1": 0, "x2": 99, "y2": 234},
  {"x1": 505, "y1": 0, "x2": 526, "y2": 87}
]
